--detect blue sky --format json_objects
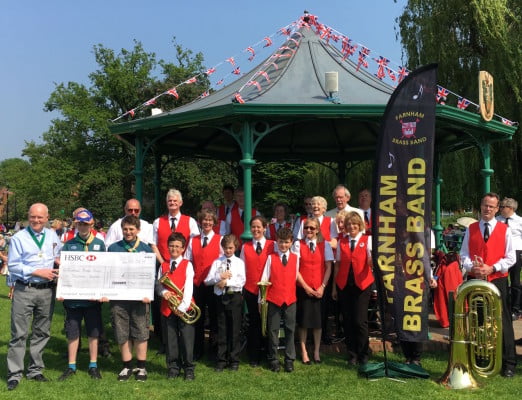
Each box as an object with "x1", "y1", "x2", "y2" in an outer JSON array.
[{"x1": 1, "y1": 1, "x2": 407, "y2": 161}]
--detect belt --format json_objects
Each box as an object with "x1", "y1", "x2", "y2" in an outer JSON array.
[
  {"x1": 17, "y1": 280, "x2": 56, "y2": 289},
  {"x1": 224, "y1": 289, "x2": 242, "y2": 295}
]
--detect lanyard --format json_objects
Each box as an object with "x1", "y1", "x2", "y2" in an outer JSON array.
[
  {"x1": 123, "y1": 238, "x2": 141, "y2": 252},
  {"x1": 77, "y1": 233, "x2": 95, "y2": 251},
  {"x1": 28, "y1": 228, "x2": 46, "y2": 250}
]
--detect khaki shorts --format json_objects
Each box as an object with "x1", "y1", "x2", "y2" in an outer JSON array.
[{"x1": 110, "y1": 301, "x2": 150, "y2": 344}]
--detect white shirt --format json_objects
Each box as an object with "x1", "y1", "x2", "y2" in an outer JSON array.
[
  {"x1": 295, "y1": 215, "x2": 338, "y2": 241},
  {"x1": 157, "y1": 255, "x2": 194, "y2": 313},
  {"x1": 204, "y1": 255, "x2": 246, "y2": 295},
  {"x1": 152, "y1": 212, "x2": 200, "y2": 245},
  {"x1": 239, "y1": 236, "x2": 268, "y2": 260},
  {"x1": 325, "y1": 204, "x2": 364, "y2": 219},
  {"x1": 335, "y1": 232, "x2": 372, "y2": 261},
  {"x1": 460, "y1": 218, "x2": 516, "y2": 274},
  {"x1": 104, "y1": 217, "x2": 153, "y2": 247},
  {"x1": 184, "y1": 230, "x2": 224, "y2": 262},
  {"x1": 497, "y1": 213, "x2": 522, "y2": 251}
]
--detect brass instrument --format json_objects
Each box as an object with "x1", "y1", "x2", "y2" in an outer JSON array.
[
  {"x1": 159, "y1": 274, "x2": 201, "y2": 325},
  {"x1": 439, "y1": 279, "x2": 502, "y2": 389},
  {"x1": 258, "y1": 281, "x2": 272, "y2": 336}
]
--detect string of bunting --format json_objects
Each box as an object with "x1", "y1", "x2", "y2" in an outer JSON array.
[{"x1": 112, "y1": 12, "x2": 518, "y2": 127}]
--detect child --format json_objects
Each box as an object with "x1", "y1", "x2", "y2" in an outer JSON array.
[
  {"x1": 205, "y1": 234, "x2": 246, "y2": 371},
  {"x1": 259, "y1": 227, "x2": 299, "y2": 373},
  {"x1": 155, "y1": 232, "x2": 196, "y2": 380},
  {"x1": 107, "y1": 215, "x2": 153, "y2": 382},
  {"x1": 58, "y1": 209, "x2": 106, "y2": 381}
]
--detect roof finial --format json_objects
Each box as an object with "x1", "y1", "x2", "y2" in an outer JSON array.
[{"x1": 303, "y1": 10, "x2": 310, "y2": 23}]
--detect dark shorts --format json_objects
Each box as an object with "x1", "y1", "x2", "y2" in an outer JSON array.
[
  {"x1": 110, "y1": 301, "x2": 150, "y2": 344},
  {"x1": 64, "y1": 304, "x2": 102, "y2": 340}
]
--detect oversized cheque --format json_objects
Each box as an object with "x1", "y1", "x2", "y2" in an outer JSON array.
[{"x1": 57, "y1": 251, "x2": 156, "y2": 300}]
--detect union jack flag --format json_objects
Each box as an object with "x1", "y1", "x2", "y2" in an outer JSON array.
[
  {"x1": 386, "y1": 67, "x2": 397, "y2": 82},
  {"x1": 502, "y1": 117, "x2": 514, "y2": 126},
  {"x1": 356, "y1": 47, "x2": 370, "y2": 71},
  {"x1": 166, "y1": 88, "x2": 179, "y2": 99},
  {"x1": 457, "y1": 97, "x2": 470, "y2": 110},
  {"x1": 205, "y1": 68, "x2": 216, "y2": 76},
  {"x1": 200, "y1": 91, "x2": 209, "y2": 98},
  {"x1": 127, "y1": 109, "x2": 135, "y2": 118},
  {"x1": 246, "y1": 47, "x2": 255, "y2": 61},
  {"x1": 216, "y1": 79, "x2": 224, "y2": 85},
  {"x1": 436, "y1": 86, "x2": 449, "y2": 104},
  {"x1": 374, "y1": 56, "x2": 389, "y2": 80},
  {"x1": 232, "y1": 67, "x2": 241, "y2": 75},
  {"x1": 143, "y1": 98, "x2": 156, "y2": 106},
  {"x1": 397, "y1": 67, "x2": 409, "y2": 83},
  {"x1": 234, "y1": 92, "x2": 245, "y2": 104},
  {"x1": 184, "y1": 77, "x2": 197, "y2": 84},
  {"x1": 226, "y1": 57, "x2": 235, "y2": 66},
  {"x1": 263, "y1": 37, "x2": 272, "y2": 47},
  {"x1": 280, "y1": 27, "x2": 291, "y2": 36}
]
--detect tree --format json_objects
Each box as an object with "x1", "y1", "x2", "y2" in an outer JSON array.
[{"x1": 398, "y1": 0, "x2": 522, "y2": 205}]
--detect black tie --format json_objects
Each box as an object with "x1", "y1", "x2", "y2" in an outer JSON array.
[
  {"x1": 364, "y1": 211, "x2": 370, "y2": 225},
  {"x1": 282, "y1": 254, "x2": 288, "y2": 266},
  {"x1": 202, "y1": 236, "x2": 208, "y2": 248},
  {"x1": 226, "y1": 258, "x2": 231, "y2": 270},
  {"x1": 225, "y1": 205, "x2": 230, "y2": 216},
  {"x1": 505, "y1": 217, "x2": 510, "y2": 226},
  {"x1": 240, "y1": 211, "x2": 244, "y2": 223},
  {"x1": 170, "y1": 260, "x2": 177, "y2": 273},
  {"x1": 256, "y1": 242, "x2": 262, "y2": 255},
  {"x1": 170, "y1": 217, "x2": 177, "y2": 231},
  {"x1": 484, "y1": 222, "x2": 490, "y2": 242},
  {"x1": 350, "y1": 239, "x2": 356, "y2": 252},
  {"x1": 309, "y1": 242, "x2": 315, "y2": 253}
]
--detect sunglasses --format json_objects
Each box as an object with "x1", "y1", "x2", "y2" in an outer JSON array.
[
  {"x1": 126, "y1": 209, "x2": 140, "y2": 213},
  {"x1": 304, "y1": 226, "x2": 317, "y2": 230}
]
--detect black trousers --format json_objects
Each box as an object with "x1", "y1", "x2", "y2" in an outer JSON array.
[
  {"x1": 162, "y1": 313, "x2": 195, "y2": 373},
  {"x1": 215, "y1": 293, "x2": 243, "y2": 365},
  {"x1": 337, "y1": 283, "x2": 371, "y2": 363},
  {"x1": 509, "y1": 250, "x2": 522, "y2": 313},
  {"x1": 192, "y1": 283, "x2": 217, "y2": 358},
  {"x1": 244, "y1": 290, "x2": 264, "y2": 363},
  {"x1": 491, "y1": 277, "x2": 517, "y2": 369}
]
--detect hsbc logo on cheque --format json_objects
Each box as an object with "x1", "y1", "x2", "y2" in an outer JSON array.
[{"x1": 86, "y1": 255, "x2": 97, "y2": 261}]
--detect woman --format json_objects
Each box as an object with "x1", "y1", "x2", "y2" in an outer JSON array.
[
  {"x1": 296, "y1": 196, "x2": 338, "y2": 250},
  {"x1": 332, "y1": 211, "x2": 374, "y2": 366},
  {"x1": 240, "y1": 216, "x2": 274, "y2": 366},
  {"x1": 266, "y1": 202, "x2": 291, "y2": 240},
  {"x1": 295, "y1": 217, "x2": 333, "y2": 364}
]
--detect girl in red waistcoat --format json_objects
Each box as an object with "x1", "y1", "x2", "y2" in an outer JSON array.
[
  {"x1": 239, "y1": 216, "x2": 274, "y2": 366},
  {"x1": 267, "y1": 202, "x2": 292, "y2": 240},
  {"x1": 185, "y1": 209, "x2": 223, "y2": 360},
  {"x1": 296, "y1": 217, "x2": 333, "y2": 364},
  {"x1": 332, "y1": 212, "x2": 374, "y2": 366}
]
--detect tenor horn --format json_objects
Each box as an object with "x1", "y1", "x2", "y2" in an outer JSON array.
[
  {"x1": 258, "y1": 281, "x2": 272, "y2": 336},
  {"x1": 439, "y1": 279, "x2": 502, "y2": 389},
  {"x1": 159, "y1": 273, "x2": 201, "y2": 325}
]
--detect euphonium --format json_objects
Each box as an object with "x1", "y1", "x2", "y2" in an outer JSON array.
[
  {"x1": 159, "y1": 273, "x2": 201, "y2": 325},
  {"x1": 258, "y1": 281, "x2": 272, "y2": 336},
  {"x1": 439, "y1": 279, "x2": 502, "y2": 389}
]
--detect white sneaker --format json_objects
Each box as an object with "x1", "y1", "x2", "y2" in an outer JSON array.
[
  {"x1": 135, "y1": 368, "x2": 147, "y2": 382},
  {"x1": 117, "y1": 367, "x2": 133, "y2": 381}
]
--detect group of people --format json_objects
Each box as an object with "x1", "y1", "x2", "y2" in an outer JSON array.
[{"x1": 7, "y1": 186, "x2": 520, "y2": 391}]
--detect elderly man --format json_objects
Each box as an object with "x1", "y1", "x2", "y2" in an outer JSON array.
[
  {"x1": 151, "y1": 189, "x2": 199, "y2": 264},
  {"x1": 460, "y1": 192, "x2": 517, "y2": 378},
  {"x1": 325, "y1": 185, "x2": 364, "y2": 220},
  {"x1": 358, "y1": 189, "x2": 372, "y2": 235},
  {"x1": 6, "y1": 203, "x2": 62, "y2": 391},
  {"x1": 496, "y1": 197, "x2": 522, "y2": 318},
  {"x1": 105, "y1": 199, "x2": 153, "y2": 248}
]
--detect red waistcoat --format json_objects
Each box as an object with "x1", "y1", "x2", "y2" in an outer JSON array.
[
  {"x1": 157, "y1": 214, "x2": 191, "y2": 261},
  {"x1": 266, "y1": 253, "x2": 297, "y2": 307},
  {"x1": 191, "y1": 234, "x2": 221, "y2": 286},
  {"x1": 230, "y1": 204, "x2": 256, "y2": 244},
  {"x1": 242, "y1": 240, "x2": 275, "y2": 295},
  {"x1": 159, "y1": 259, "x2": 194, "y2": 317},
  {"x1": 336, "y1": 235, "x2": 374, "y2": 291},
  {"x1": 320, "y1": 217, "x2": 332, "y2": 242},
  {"x1": 299, "y1": 240, "x2": 325, "y2": 289},
  {"x1": 268, "y1": 222, "x2": 291, "y2": 240},
  {"x1": 468, "y1": 221, "x2": 508, "y2": 281}
]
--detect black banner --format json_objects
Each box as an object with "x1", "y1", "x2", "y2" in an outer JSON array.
[{"x1": 371, "y1": 64, "x2": 437, "y2": 342}]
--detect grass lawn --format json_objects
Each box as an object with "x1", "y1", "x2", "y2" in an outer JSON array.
[{"x1": 0, "y1": 282, "x2": 519, "y2": 399}]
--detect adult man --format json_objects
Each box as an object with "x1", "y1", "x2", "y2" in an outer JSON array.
[
  {"x1": 225, "y1": 187, "x2": 259, "y2": 241},
  {"x1": 325, "y1": 185, "x2": 364, "y2": 220},
  {"x1": 460, "y1": 192, "x2": 517, "y2": 377},
  {"x1": 151, "y1": 189, "x2": 199, "y2": 264},
  {"x1": 496, "y1": 197, "x2": 522, "y2": 318},
  {"x1": 217, "y1": 184, "x2": 235, "y2": 223},
  {"x1": 358, "y1": 189, "x2": 372, "y2": 235},
  {"x1": 6, "y1": 203, "x2": 62, "y2": 391},
  {"x1": 105, "y1": 199, "x2": 153, "y2": 248}
]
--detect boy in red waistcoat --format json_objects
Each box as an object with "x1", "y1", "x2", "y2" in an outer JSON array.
[
  {"x1": 259, "y1": 227, "x2": 299, "y2": 373},
  {"x1": 155, "y1": 233, "x2": 196, "y2": 381}
]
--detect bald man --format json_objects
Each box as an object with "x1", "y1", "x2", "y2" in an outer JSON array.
[
  {"x1": 7, "y1": 203, "x2": 62, "y2": 390},
  {"x1": 104, "y1": 199, "x2": 153, "y2": 248}
]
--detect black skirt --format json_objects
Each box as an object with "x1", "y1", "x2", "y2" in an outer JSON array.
[{"x1": 296, "y1": 286, "x2": 322, "y2": 329}]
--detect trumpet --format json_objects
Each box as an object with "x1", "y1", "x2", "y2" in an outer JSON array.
[
  {"x1": 159, "y1": 273, "x2": 201, "y2": 325},
  {"x1": 439, "y1": 279, "x2": 502, "y2": 389},
  {"x1": 258, "y1": 281, "x2": 271, "y2": 336}
]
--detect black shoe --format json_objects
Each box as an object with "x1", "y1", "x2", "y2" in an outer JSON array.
[
  {"x1": 215, "y1": 363, "x2": 226, "y2": 372},
  {"x1": 29, "y1": 374, "x2": 49, "y2": 382},
  {"x1": 502, "y1": 368, "x2": 515, "y2": 378},
  {"x1": 167, "y1": 368, "x2": 180, "y2": 379},
  {"x1": 229, "y1": 363, "x2": 239, "y2": 371},
  {"x1": 249, "y1": 360, "x2": 259, "y2": 368},
  {"x1": 7, "y1": 380, "x2": 18, "y2": 391},
  {"x1": 184, "y1": 371, "x2": 195, "y2": 381},
  {"x1": 313, "y1": 359, "x2": 322, "y2": 364},
  {"x1": 348, "y1": 357, "x2": 357, "y2": 366},
  {"x1": 269, "y1": 362, "x2": 280, "y2": 372},
  {"x1": 284, "y1": 360, "x2": 294, "y2": 373},
  {"x1": 88, "y1": 367, "x2": 102, "y2": 379},
  {"x1": 58, "y1": 368, "x2": 76, "y2": 381}
]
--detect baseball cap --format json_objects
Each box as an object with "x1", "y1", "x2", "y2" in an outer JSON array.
[{"x1": 74, "y1": 209, "x2": 94, "y2": 224}]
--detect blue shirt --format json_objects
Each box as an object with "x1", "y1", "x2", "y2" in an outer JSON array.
[{"x1": 8, "y1": 227, "x2": 62, "y2": 283}]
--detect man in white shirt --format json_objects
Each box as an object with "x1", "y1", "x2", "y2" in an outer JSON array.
[
  {"x1": 325, "y1": 185, "x2": 364, "y2": 220},
  {"x1": 104, "y1": 199, "x2": 153, "y2": 247}
]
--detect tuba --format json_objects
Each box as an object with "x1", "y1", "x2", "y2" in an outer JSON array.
[
  {"x1": 439, "y1": 279, "x2": 502, "y2": 389},
  {"x1": 159, "y1": 273, "x2": 201, "y2": 325},
  {"x1": 258, "y1": 281, "x2": 272, "y2": 336}
]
